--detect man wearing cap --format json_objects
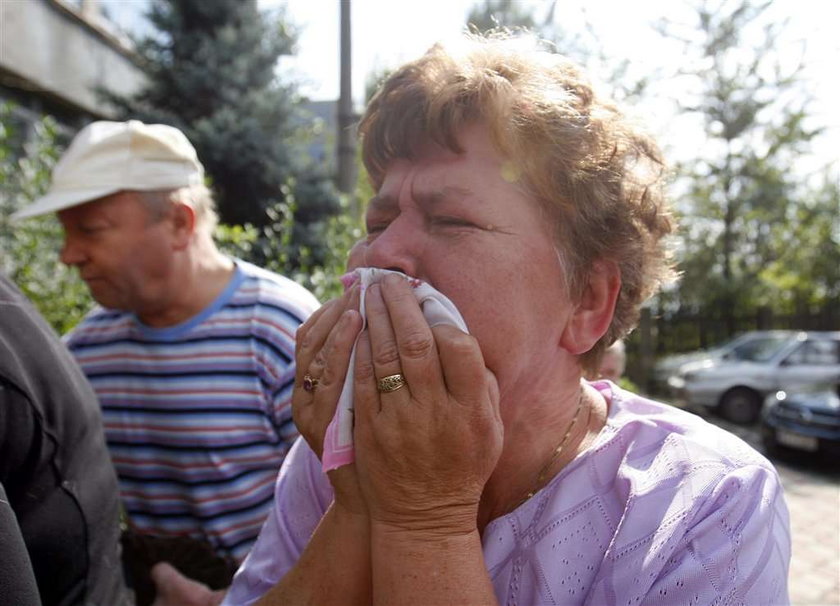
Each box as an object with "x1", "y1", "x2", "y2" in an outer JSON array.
[{"x1": 12, "y1": 120, "x2": 320, "y2": 575}]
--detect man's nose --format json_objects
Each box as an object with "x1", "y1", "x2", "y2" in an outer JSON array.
[
  {"x1": 362, "y1": 216, "x2": 424, "y2": 278},
  {"x1": 59, "y1": 235, "x2": 85, "y2": 266}
]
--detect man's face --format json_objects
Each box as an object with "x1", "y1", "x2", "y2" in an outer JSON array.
[
  {"x1": 58, "y1": 192, "x2": 176, "y2": 314},
  {"x1": 358, "y1": 124, "x2": 574, "y2": 410}
]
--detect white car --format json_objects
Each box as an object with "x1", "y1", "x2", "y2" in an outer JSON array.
[
  {"x1": 652, "y1": 331, "x2": 795, "y2": 392},
  {"x1": 668, "y1": 331, "x2": 840, "y2": 424}
]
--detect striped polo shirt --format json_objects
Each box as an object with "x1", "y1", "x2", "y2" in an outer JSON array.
[{"x1": 64, "y1": 260, "x2": 320, "y2": 562}]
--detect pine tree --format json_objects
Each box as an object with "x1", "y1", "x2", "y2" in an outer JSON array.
[{"x1": 105, "y1": 0, "x2": 340, "y2": 267}]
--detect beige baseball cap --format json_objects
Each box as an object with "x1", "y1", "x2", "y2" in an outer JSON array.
[{"x1": 11, "y1": 120, "x2": 205, "y2": 220}]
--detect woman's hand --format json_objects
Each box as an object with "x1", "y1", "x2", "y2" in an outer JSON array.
[
  {"x1": 353, "y1": 274, "x2": 503, "y2": 535},
  {"x1": 292, "y1": 285, "x2": 365, "y2": 512}
]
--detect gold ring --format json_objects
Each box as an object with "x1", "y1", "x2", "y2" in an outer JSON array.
[
  {"x1": 303, "y1": 374, "x2": 320, "y2": 392},
  {"x1": 377, "y1": 373, "x2": 407, "y2": 393}
]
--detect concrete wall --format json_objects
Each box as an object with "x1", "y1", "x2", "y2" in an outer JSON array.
[{"x1": 0, "y1": 0, "x2": 145, "y2": 119}]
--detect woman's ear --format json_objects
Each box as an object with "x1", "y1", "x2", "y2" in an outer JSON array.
[
  {"x1": 559, "y1": 260, "x2": 621, "y2": 355},
  {"x1": 169, "y1": 202, "x2": 196, "y2": 251}
]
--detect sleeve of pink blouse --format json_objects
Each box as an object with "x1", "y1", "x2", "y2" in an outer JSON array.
[
  {"x1": 645, "y1": 463, "x2": 790, "y2": 605},
  {"x1": 586, "y1": 461, "x2": 791, "y2": 606},
  {"x1": 221, "y1": 438, "x2": 333, "y2": 606}
]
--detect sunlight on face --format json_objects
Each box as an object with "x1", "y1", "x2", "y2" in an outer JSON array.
[{"x1": 58, "y1": 192, "x2": 175, "y2": 314}]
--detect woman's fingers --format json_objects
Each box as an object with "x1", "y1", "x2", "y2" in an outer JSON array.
[
  {"x1": 434, "y1": 324, "x2": 504, "y2": 449},
  {"x1": 373, "y1": 275, "x2": 446, "y2": 404},
  {"x1": 313, "y1": 309, "x2": 362, "y2": 421},
  {"x1": 352, "y1": 280, "x2": 501, "y2": 529},
  {"x1": 292, "y1": 285, "x2": 361, "y2": 457},
  {"x1": 381, "y1": 276, "x2": 447, "y2": 397},
  {"x1": 361, "y1": 282, "x2": 410, "y2": 406},
  {"x1": 432, "y1": 325, "x2": 490, "y2": 407},
  {"x1": 296, "y1": 285, "x2": 360, "y2": 381}
]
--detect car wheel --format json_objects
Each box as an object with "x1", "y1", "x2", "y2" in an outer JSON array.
[{"x1": 718, "y1": 387, "x2": 762, "y2": 425}]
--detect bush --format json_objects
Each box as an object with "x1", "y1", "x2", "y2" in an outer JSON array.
[
  {"x1": 0, "y1": 107, "x2": 92, "y2": 334},
  {"x1": 217, "y1": 188, "x2": 364, "y2": 303}
]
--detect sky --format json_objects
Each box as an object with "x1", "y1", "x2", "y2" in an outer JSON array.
[
  {"x1": 103, "y1": 0, "x2": 839, "y2": 171},
  {"x1": 262, "y1": 0, "x2": 839, "y2": 170}
]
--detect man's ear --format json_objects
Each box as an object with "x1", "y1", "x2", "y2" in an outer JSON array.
[
  {"x1": 559, "y1": 260, "x2": 621, "y2": 355},
  {"x1": 169, "y1": 202, "x2": 196, "y2": 251}
]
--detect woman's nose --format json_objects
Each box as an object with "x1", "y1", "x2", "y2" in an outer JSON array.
[
  {"x1": 346, "y1": 240, "x2": 368, "y2": 271},
  {"x1": 362, "y1": 217, "x2": 424, "y2": 278}
]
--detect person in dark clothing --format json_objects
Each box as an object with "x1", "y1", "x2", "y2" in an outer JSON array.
[
  {"x1": 0, "y1": 272, "x2": 133, "y2": 606},
  {"x1": 0, "y1": 483, "x2": 40, "y2": 606}
]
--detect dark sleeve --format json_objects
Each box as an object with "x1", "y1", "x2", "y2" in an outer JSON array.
[
  {"x1": 0, "y1": 482, "x2": 41, "y2": 606},
  {"x1": 0, "y1": 378, "x2": 39, "y2": 507}
]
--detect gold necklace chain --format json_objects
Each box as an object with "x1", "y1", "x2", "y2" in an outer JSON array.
[{"x1": 521, "y1": 386, "x2": 586, "y2": 505}]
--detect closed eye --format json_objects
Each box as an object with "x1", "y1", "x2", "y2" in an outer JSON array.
[
  {"x1": 365, "y1": 221, "x2": 389, "y2": 235},
  {"x1": 79, "y1": 224, "x2": 107, "y2": 235},
  {"x1": 430, "y1": 216, "x2": 475, "y2": 227}
]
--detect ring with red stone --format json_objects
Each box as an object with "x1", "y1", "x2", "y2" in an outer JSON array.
[{"x1": 302, "y1": 374, "x2": 320, "y2": 392}]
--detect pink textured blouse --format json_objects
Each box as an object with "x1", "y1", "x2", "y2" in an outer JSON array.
[{"x1": 223, "y1": 382, "x2": 791, "y2": 606}]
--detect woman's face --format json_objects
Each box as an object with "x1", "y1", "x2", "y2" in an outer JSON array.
[{"x1": 359, "y1": 124, "x2": 577, "y2": 403}]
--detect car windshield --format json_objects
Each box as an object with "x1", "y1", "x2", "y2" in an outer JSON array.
[{"x1": 729, "y1": 335, "x2": 791, "y2": 362}]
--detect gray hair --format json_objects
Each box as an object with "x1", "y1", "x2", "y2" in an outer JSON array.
[{"x1": 137, "y1": 184, "x2": 219, "y2": 236}]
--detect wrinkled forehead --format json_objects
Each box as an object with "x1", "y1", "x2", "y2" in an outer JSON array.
[{"x1": 370, "y1": 128, "x2": 515, "y2": 204}]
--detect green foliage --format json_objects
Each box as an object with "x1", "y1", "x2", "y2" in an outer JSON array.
[
  {"x1": 0, "y1": 107, "x2": 92, "y2": 334},
  {"x1": 105, "y1": 0, "x2": 341, "y2": 269},
  {"x1": 657, "y1": 0, "x2": 828, "y2": 326},
  {"x1": 217, "y1": 188, "x2": 365, "y2": 303},
  {"x1": 758, "y1": 172, "x2": 840, "y2": 312}
]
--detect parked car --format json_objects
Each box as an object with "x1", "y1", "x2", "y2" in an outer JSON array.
[
  {"x1": 652, "y1": 331, "x2": 794, "y2": 393},
  {"x1": 668, "y1": 331, "x2": 840, "y2": 424},
  {"x1": 761, "y1": 378, "x2": 840, "y2": 458}
]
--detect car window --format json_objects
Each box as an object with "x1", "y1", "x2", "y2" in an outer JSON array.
[
  {"x1": 783, "y1": 339, "x2": 840, "y2": 366},
  {"x1": 731, "y1": 336, "x2": 791, "y2": 362}
]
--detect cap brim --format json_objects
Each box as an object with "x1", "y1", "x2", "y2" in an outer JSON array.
[{"x1": 10, "y1": 187, "x2": 121, "y2": 221}]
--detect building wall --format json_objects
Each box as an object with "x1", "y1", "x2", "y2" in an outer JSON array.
[{"x1": 0, "y1": 0, "x2": 145, "y2": 123}]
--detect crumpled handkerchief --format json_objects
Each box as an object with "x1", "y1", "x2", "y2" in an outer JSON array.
[{"x1": 321, "y1": 268, "x2": 469, "y2": 472}]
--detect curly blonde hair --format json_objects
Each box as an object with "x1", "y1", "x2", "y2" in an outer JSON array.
[{"x1": 359, "y1": 33, "x2": 676, "y2": 372}]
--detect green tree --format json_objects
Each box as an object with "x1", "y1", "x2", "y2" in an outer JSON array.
[
  {"x1": 105, "y1": 0, "x2": 340, "y2": 269},
  {"x1": 759, "y1": 171, "x2": 840, "y2": 314},
  {"x1": 657, "y1": 0, "x2": 823, "y2": 331}
]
